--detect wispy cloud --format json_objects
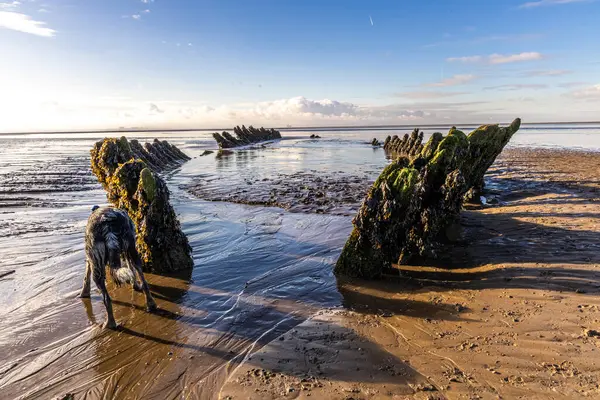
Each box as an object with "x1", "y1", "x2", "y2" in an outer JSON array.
[
  {"x1": 558, "y1": 81, "x2": 588, "y2": 88},
  {"x1": 447, "y1": 52, "x2": 544, "y2": 65},
  {"x1": 424, "y1": 74, "x2": 477, "y2": 87},
  {"x1": 447, "y1": 55, "x2": 483, "y2": 63},
  {"x1": 471, "y1": 33, "x2": 543, "y2": 44},
  {"x1": 523, "y1": 69, "x2": 572, "y2": 77},
  {"x1": 394, "y1": 91, "x2": 468, "y2": 99},
  {"x1": 424, "y1": 33, "x2": 541, "y2": 49},
  {"x1": 141, "y1": 0, "x2": 154, "y2": 3},
  {"x1": 484, "y1": 84, "x2": 548, "y2": 91},
  {"x1": 132, "y1": 14, "x2": 141, "y2": 20},
  {"x1": 0, "y1": 11, "x2": 55, "y2": 36},
  {"x1": 0, "y1": 1, "x2": 20, "y2": 10},
  {"x1": 567, "y1": 84, "x2": 600, "y2": 99},
  {"x1": 509, "y1": 97, "x2": 536, "y2": 102},
  {"x1": 490, "y1": 52, "x2": 544, "y2": 64},
  {"x1": 519, "y1": 0, "x2": 592, "y2": 9}
]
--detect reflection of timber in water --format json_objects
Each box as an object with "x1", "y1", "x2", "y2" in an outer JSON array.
[{"x1": 215, "y1": 148, "x2": 267, "y2": 171}]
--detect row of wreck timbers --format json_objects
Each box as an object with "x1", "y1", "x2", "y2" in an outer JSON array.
[{"x1": 90, "y1": 118, "x2": 521, "y2": 279}]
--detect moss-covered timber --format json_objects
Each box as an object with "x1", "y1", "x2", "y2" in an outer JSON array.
[
  {"x1": 90, "y1": 137, "x2": 193, "y2": 273},
  {"x1": 335, "y1": 118, "x2": 521, "y2": 279}
]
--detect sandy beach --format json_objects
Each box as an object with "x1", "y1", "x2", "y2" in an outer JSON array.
[
  {"x1": 1, "y1": 138, "x2": 600, "y2": 399},
  {"x1": 220, "y1": 147, "x2": 600, "y2": 399}
]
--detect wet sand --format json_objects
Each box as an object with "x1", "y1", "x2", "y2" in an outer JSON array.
[
  {"x1": 1, "y1": 142, "x2": 600, "y2": 399},
  {"x1": 221, "y1": 148, "x2": 600, "y2": 399}
]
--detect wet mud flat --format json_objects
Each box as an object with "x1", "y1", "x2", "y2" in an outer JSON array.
[
  {"x1": 0, "y1": 139, "x2": 99, "y2": 212},
  {"x1": 183, "y1": 141, "x2": 386, "y2": 216},
  {"x1": 186, "y1": 170, "x2": 374, "y2": 216},
  {"x1": 221, "y1": 147, "x2": 600, "y2": 399}
]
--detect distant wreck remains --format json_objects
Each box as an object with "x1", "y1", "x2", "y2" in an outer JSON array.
[
  {"x1": 335, "y1": 118, "x2": 521, "y2": 279},
  {"x1": 90, "y1": 137, "x2": 193, "y2": 273},
  {"x1": 383, "y1": 129, "x2": 424, "y2": 160},
  {"x1": 212, "y1": 125, "x2": 282, "y2": 149}
]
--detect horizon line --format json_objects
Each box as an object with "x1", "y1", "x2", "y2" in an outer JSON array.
[{"x1": 1, "y1": 120, "x2": 600, "y2": 136}]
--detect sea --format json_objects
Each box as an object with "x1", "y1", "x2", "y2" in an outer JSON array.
[{"x1": 0, "y1": 123, "x2": 598, "y2": 398}]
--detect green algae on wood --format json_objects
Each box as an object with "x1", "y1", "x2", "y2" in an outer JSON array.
[
  {"x1": 139, "y1": 167, "x2": 156, "y2": 202},
  {"x1": 335, "y1": 118, "x2": 521, "y2": 279},
  {"x1": 90, "y1": 137, "x2": 193, "y2": 273}
]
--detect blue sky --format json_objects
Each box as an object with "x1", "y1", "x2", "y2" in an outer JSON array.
[{"x1": 0, "y1": 0, "x2": 599, "y2": 131}]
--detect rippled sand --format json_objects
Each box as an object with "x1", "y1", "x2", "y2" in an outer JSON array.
[
  {"x1": 222, "y1": 147, "x2": 600, "y2": 399},
  {"x1": 2, "y1": 132, "x2": 600, "y2": 399}
]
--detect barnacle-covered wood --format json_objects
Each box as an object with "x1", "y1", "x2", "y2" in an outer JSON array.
[
  {"x1": 90, "y1": 137, "x2": 193, "y2": 273},
  {"x1": 212, "y1": 125, "x2": 282, "y2": 149},
  {"x1": 335, "y1": 119, "x2": 521, "y2": 279}
]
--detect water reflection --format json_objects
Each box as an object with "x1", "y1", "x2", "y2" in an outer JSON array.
[{"x1": 3, "y1": 128, "x2": 600, "y2": 398}]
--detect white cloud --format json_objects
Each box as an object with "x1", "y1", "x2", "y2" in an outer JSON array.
[
  {"x1": 250, "y1": 97, "x2": 359, "y2": 118},
  {"x1": 447, "y1": 52, "x2": 544, "y2": 65},
  {"x1": 142, "y1": 9, "x2": 150, "y2": 13},
  {"x1": 471, "y1": 33, "x2": 543, "y2": 43},
  {"x1": 523, "y1": 69, "x2": 572, "y2": 77},
  {"x1": 567, "y1": 84, "x2": 600, "y2": 99},
  {"x1": 447, "y1": 55, "x2": 483, "y2": 63},
  {"x1": 0, "y1": 1, "x2": 20, "y2": 10},
  {"x1": 132, "y1": 14, "x2": 141, "y2": 20},
  {"x1": 558, "y1": 81, "x2": 588, "y2": 88},
  {"x1": 395, "y1": 91, "x2": 468, "y2": 99},
  {"x1": 426, "y1": 33, "x2": 542, "y2": 49},
  {"x1": 489, "y1": 52, "x2": 544, "y2": 64},
  {"x1": 3, "y1": 93, "x2": 599, "y2": 132},
  {"x1": 0, "y1": 11, "x2": 55, "y2": 36},
  {"x1": 509, "y1": 97, "x2": 536, "y2": 102},
  {"x1": 424, "y1": 74, "x2": 477, "y2": 87},
  {"x1": 484, "y1": 84, "x2": 548, "y2": 91},
  {"x1": 519, "y1": 0, "x2": 592, "y2": 9},
  {"x1": 141, "y1": 0, "x2": 154, "y2": 3}
]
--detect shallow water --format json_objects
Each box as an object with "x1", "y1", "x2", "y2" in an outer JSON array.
[{"x1": 1, "y1": 124, "x2": 600, "y2": 398}]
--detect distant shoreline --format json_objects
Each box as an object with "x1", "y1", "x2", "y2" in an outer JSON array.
[{"x1": 1, "y1": 121, "x2": 600, "y2": 136}]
